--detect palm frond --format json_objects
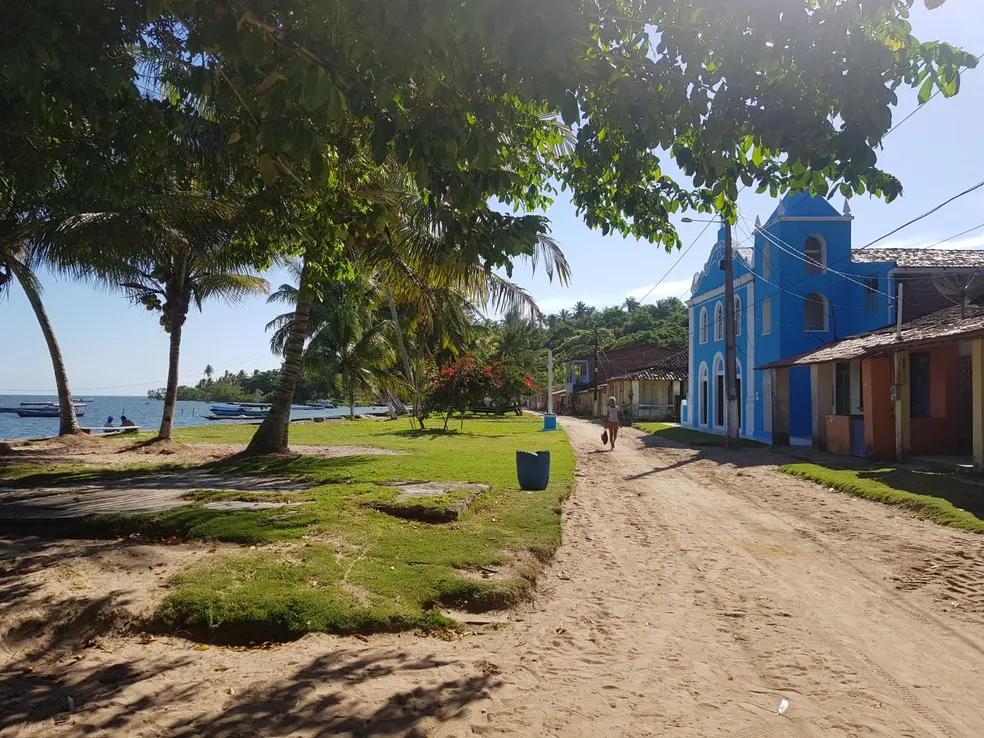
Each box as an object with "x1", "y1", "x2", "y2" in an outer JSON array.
[{"x1": 192, "y1": 272, "x2": 269, "y2": 308}]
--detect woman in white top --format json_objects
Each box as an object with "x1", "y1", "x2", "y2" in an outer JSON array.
[{"x1": 604, "y1": 396, "x2": 621, "y2": 450}]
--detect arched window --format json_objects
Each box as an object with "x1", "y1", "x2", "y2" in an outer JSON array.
[
  {"x1": 805, "y1": 235, "x2": 825, "y2": 274},
  {"x1": 804, "y1": 292, "x2": 828, "y2": 331},
  {"x1": 714, "y1": 301, "x2": 724, "y2": 341},
  {"x1": 699, "y1": 307, "x2": 708, "y2": 344},
  {"x1": 762, "y1": 241, "x2": 772, "y2": 279},
  {"x1": 734, "y1": 296, "x2": 742, "y2": 337},
  {"x1": 762, "y1": 297, "x2": 772, "y2": 335}
]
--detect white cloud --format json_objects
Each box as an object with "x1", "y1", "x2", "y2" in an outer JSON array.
[
  {"x1": 876, "y1": 231, "x2": 984, "y2": 251},
  {"x1": 626, "y1": 278, "x2": 693, "y2": 302}
]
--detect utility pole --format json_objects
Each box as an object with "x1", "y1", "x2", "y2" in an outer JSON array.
[
  {"x1": 593, "y1": 325, "x2": 600, "y2": 418},
  {"x1": 722, "y1": 218, "x2": 740, "y2": 448}
]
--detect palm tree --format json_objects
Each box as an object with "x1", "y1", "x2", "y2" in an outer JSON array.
[
  {"x1": 0, "y1": 240, "x2": 80, "y2": 435},
  {"x1": 38, "y1": 195, "x2": 268, "y2": 442},
  {"x1": 558, "y1": 309, "x2": 571, "y2": 323},
  {"x1": 572, "y1": 301, "x2": 590, "y2": 319},
  {"x1": 623, "y1": 296, "x2": 641, "y2": 312},
  {"x1": 248, "y1": 179, "x2": 572, "y2": 450},
  {"x1": 204, "y1": 364, "x2": 215, "y2": 382},
  {"x1": 265, "y1": 269, "x2": 396, "y2": 419},
  {"x1": 308, "y1": 318, "x2": 397, "y2": 419}
]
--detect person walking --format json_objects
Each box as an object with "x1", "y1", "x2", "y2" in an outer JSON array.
[{"x1": 604, "y1": 396, "x2": 621, "y2": 450}]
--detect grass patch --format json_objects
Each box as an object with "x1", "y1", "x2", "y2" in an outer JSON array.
[
  {"x1": 181, "y1": 489, "x2": 316, "y2": 505},
  {"x1": 780, "y1": 463, "x2": 984, "y2": 534},
  {"x1": 6, "y1": 415, "x2": 574, "y2": 640},
  {"x1": 636, "y1": 422, "x2": 766, "y2": 447}
]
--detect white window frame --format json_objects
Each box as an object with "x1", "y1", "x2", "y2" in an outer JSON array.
[
  {"x1": 804, "y1": 292, "x2": 829, "y2": 332},
  {"x1": 734, "y1": 295, "x2": 742, "y2": 337},
  {"x1": 804, "y1": 235, "x2": 826, "y2": 274},
  {"x1": 699, "y1": 307, "x2": 709, "y2": 344},
  {"x1": 761, "y1": 297, "x2": 772, "y2": 336},
  {"x1": 713, "y1": 301, "x2": 724, "y2": 341},
  {"x1": 762, "y1": 241, "x2": 772, "y2": 280}
]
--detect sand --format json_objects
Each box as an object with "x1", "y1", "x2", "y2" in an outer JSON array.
[{"x1": 2, "y1": 417, "x2": 984, "y2": 737}]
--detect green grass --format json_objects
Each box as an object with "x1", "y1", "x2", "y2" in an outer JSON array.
[
  {"x1": 780, "y1": 463, "x2": 984, "y2": 534},
  {"x1": 635, "y1": 422, "x2": 766, "y2": 447},
  {"x1": 4, "y1": 415, "x2": 574, "y2": 640}
]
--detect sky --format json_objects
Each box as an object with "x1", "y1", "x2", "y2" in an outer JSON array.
[{"x1": 2, "y1": 1, "x2": 982, "y2": 397}]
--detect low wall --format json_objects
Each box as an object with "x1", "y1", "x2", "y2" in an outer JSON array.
[{"x1": 824, "y1": 415, "x2": 853, "y2": 456}]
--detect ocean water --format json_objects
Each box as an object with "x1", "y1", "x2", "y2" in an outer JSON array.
[{"x1": 0, "y1": 395, "x2": 389, "y2": 441}]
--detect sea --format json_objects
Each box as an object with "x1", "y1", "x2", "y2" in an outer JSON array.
[{"x1": 0, "y1": 395, "x2": 390, "y2": 441}]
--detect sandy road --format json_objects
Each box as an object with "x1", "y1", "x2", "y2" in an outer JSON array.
[{"x1": 3, "y1": 418, "x2": 984, "y2": 737}]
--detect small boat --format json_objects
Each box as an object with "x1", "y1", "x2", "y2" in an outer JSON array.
[
  {"x1": 20, "y1": 401, "x2": 87, "y2": 409},
  {"x1": 209, "y1": 404, "x2": 269, "y2": 418},
  {"x1": 305, "y1": 401, "x2": 336, "y2": 409},
  {"x1": 16, "y1": 407, "x2": 86, "y2": 418}
]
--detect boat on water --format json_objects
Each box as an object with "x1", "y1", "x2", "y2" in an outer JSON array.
[
  {"x1": 20, "y1": 401, "x2": 87, "y2": 409},
  {"x1": 16, "y1": 406, "x2": 86, "y2": 418},
  {"x1": 209, "y1": 404, "x2": 269, "y2": 418},
  {"x1": 305, "y1": 401, "x2": 336, "y2": 409}
]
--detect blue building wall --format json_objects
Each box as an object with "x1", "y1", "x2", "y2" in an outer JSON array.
[{"x1": 686, "y1": 193, "x2": 897, "y2": 443}]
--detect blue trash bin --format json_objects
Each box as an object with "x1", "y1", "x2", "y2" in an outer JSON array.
[{"x1": 516, "y1": 450, "x2": 551, "y2": 491}]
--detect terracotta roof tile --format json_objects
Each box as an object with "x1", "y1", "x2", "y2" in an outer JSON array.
[
  {"x1": 757, "y1": 304, "x2": 984, "y2": 370},
  {"x1": 603, "y1": 351, "x2": 689, "y2": 382},
  {"x1": 852, "y1": 248, "x2": 984, "y2": 269}
]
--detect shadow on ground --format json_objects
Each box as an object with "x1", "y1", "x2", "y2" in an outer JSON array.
[{"x1": 1, "y1": 643, "x2": 494, "y2": 738}]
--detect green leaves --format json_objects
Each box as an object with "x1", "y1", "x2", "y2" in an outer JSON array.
[
  {"x1": 561, "y1": 91, "x2": 579, "y2": 127},
  {"x1": 918, "y1": 75, "x2": 936, "y2": 104},
  {"x1": 257, "y1": 154, "x2": 279, "y2": 185}
]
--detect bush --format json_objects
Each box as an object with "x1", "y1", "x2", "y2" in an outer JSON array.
[{"x1": 422, "y1": 358, "x2": 535, "y2": 427}]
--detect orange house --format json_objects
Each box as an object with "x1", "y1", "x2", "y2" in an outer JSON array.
[{"x1": 759, "y1": 305, "x2": 984, "y2": 466}]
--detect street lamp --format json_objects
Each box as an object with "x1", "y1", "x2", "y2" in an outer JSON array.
[{"x1": 682, "y1": 214, "x2": 740, "y2": 448}]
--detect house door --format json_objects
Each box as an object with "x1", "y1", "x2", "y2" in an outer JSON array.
[
  {"x1": 762, "y1": 372, "x2": 772, "y2": 434},
  {"x1": 700, "y1": 380, "x2": 708, "y2": 425},
  {"x1": 715, "y1": 374, "x2": 724, "y2": 426}
]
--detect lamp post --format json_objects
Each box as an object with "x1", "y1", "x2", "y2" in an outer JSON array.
[{"x1": 683, "y1": 215, "x2": 739, "y2": 448}]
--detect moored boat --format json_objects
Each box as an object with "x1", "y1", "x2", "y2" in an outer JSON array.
[
  {"x1": 16, "y1": 407, "x2": 86, "y2": 418},
  {"x1": 209, "y1": 404, "x2": 269, "y2": 418}
]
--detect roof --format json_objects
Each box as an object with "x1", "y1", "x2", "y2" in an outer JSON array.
[
  {"x1": 602, "y1": 351, "x2": 689, "y2": 383},
  {"x1": 757, "y1": 304, "x2": 984, "y2": 370},
  {"x1": 852, "y1": 248, "x2": 984, "y2": 269}
]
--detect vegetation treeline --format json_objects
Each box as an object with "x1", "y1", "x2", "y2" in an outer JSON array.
[
  {"x1": 147, "y1": 368, "x2": 306, "y2": 404},
  {"x1": 1, "y1": 0, "x2": 974, "y2": 452}
]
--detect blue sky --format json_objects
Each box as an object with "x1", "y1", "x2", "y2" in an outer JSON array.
[{"x1": 3, "y1": 1, "x2": 982, "y2": 396}]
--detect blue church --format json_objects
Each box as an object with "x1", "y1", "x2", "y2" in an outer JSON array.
[{"x1": 684, "y1": 193, "x2": 899, "y2": 443}]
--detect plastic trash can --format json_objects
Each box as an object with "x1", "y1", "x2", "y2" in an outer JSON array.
[
  {"x1": 516, "y1": 450, "x2": 551, "y2": 491},
  {"x1": 542, "y1": 413, "x2": 558, "y2": 431}
]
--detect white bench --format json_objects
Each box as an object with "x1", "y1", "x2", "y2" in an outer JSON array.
[{"x1": 81, "y1": 426, "x2": 141, "y2": 436}]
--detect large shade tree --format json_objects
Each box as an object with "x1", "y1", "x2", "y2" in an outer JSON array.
[{"x1": 38, "y1": 195, "x2": 269, "y2": 441}]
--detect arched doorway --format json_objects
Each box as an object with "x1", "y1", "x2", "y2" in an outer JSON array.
[{"x1": 699, "y1": 363, "x2": 709, "y2": 426}]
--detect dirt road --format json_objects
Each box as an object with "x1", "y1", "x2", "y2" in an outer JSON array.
[{"x1": 4, "y1": 417, "x2": 984, "y2": 737}]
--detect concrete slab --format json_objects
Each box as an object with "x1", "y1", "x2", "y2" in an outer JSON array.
[{"x1": 0, "y1": 471, "x2": 316, "y2": 520}]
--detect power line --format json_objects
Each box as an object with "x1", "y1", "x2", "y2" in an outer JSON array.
[
  {"x1": 883, "y1": 52, "x2": 984, "y2": 140},
  {"x1": 635, "y1": 219, "x2": 716, "y2": 305},
  {"x1": 859, "y1": 178, "x2": 984, "y2": 249},
  {"x1": 922, "y1": 221, "x2": 984, "y2": 250},
  {"x1": 738, "y1": 209, "x2": 897, "y2": 301}
]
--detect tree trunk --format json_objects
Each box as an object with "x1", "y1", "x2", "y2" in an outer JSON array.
[
  {"x1": 157, "y1": 316, "x2": 184, "y2": 441},
  {"x1": 349, "y1": 385, "x2": 355, "y2": 420},
  {"x1": 21, "y1": 278, "x2": 80, "y2": 436},
  {"x1": 386, "y1": 286, "x2": 419, "y2": 425},
  {"x1": 246, "y1": 258, "x2": 313, "y2": 454}
]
